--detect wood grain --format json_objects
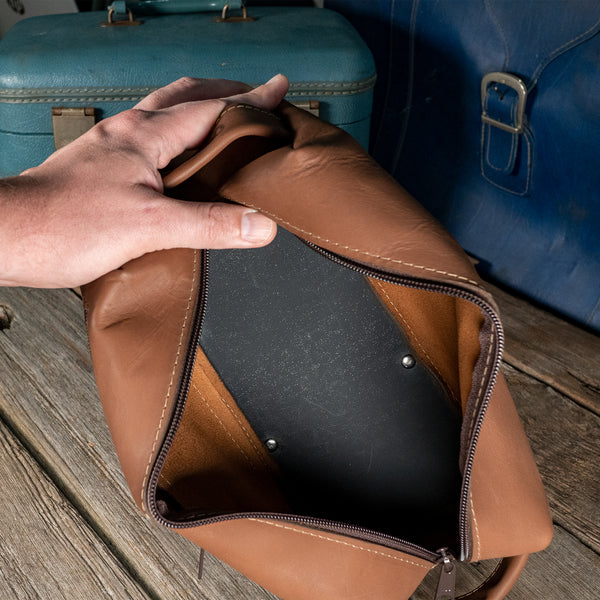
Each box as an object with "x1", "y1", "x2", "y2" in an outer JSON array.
[
  {"x1": 505, "y1": 362, "x2": 600, "y2": 553},
  {"x1": 0, "y1": 287, "x2": 276, "y2": 600},
  {"x1": 489, "y1": 282, "x2": 600, "y2": 415},
  {"x1": 0, "y1": 418, "x2": 150, "y2": 600}
]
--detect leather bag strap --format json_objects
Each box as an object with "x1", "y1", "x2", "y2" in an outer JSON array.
[{"x1": 458, "y1": 555, "x2": 529, "y2": 600}]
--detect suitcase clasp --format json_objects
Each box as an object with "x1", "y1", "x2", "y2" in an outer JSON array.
[
  {"x1": 101, "y1": 3, "x2": 143, "y2": 27},
  {"x1": 52, "y1": 107, "x2": 97, "y2": 150},
  {"x1": 213, "y1": 3, "x2": 256, "y2": 23}
]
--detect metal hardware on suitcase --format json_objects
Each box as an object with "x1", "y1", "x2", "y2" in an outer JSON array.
[
  {"x1": 326, "y1": 0, "x2": 600, "y2": 332},
  {"x1": 0, "y1": 2, "x2": 375, "y2": 176}
]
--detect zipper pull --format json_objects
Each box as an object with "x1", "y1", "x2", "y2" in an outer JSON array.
[{"x1": 434, "y1": 548, "x2": 456, "y2": 600}]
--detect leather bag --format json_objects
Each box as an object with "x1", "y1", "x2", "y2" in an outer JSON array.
[{"x1": 82, "y1": 101, "x2": 553, "y2": 599}]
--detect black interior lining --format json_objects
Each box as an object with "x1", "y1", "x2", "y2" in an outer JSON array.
[{"x1": 193, "y1": 227, "x2": 463, "y2": 550}]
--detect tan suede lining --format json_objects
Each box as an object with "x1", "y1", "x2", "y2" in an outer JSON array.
[
  {"x1": 369, "y1": 279, "x2": 484, "y2": 412},
  {"x1": 158, "y1": 349, "x2": 289, "y2": 517}
]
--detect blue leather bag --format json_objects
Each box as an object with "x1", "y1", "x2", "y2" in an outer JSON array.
[
  {"x1": 326, "y1": 0, "x2": 600, "y2": 332},
  {"x1": 0, "y1": 1, "x2": 375, "y2": 174}
]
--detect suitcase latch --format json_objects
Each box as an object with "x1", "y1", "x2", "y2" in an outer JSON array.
[
  {"x1": 52, "y1": 107, "x2": 97, "y2": 150},
  {"x1": 292, "y1": 101, "x2": 321, "y2": 118},
  {"x1": 213, "y1": 3, "x2": 256, "y2": 23}
]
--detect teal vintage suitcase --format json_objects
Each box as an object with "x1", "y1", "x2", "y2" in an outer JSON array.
[{"x1": 0, "y1": 1, "x2": 375, "y2": 176}]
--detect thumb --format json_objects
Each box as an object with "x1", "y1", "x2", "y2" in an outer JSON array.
[{"x1": 141, "y1": 197, "x2": 277, "y2": 253}]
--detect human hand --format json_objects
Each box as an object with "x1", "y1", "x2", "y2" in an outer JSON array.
[{"x1": 0, "y1": 74, "x2": 289, "y2": 288}]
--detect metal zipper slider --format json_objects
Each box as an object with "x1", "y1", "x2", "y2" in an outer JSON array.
[{"x1": 434, "y1": 548, "x2": 456, "y2": 600}]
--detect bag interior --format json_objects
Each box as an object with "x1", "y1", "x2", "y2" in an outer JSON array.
[{"x1": 157, "y1": 227, "x2": 484, "y2": 551}]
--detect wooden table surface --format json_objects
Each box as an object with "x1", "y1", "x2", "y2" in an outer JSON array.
[{"x1": 0, "y1": 282, "x2": 598, "y2": 599}]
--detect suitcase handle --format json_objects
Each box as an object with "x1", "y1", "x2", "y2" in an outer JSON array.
[{"x1": 109, "y1": 0, "x2": 243, "y2": 16}]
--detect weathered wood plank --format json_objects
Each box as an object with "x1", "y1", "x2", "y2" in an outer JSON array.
[
  {"x1": 0, "y1": 287, "x2": 276, "y2": 600},
  {"x1": 489, "y1": 282, "x2": 600, "y2": 415},
  {"x1": 504, "y1": 362, "x2": 600, "y2": 553},
  {"x1": 0, "y1": 418, "x2": 150, "y2": 600},
  {"x1": 412, "y1": 524, "x2": 600, "y2": 599}
]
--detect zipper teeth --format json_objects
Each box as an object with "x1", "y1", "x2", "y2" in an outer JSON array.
[
  {"x1": 147, "y1": 241, "x2": 503, "y2": 564},
  {"x1": 302, "y1": 242, "x2": 504, "y2": 561},
  {"x1": 147, "y1": 249, "x2": 209, "y2": 511}
]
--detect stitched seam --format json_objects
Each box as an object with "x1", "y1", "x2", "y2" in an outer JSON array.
[
  {"x1": 481, "y1": 129, "x2": 531, "y2": 195},
  {"x1": 190, "y1": 382, "x2": 258, "y2": 470},
  {"x1": 372, "y1": 280, "x2": 459, "y2": 405},
  {"x1": 247, "y1": 518, "x2": 432, "y2": 569},
  {"x1": 467, "y1": 332, "x2": 494, "y2": 438},
  {"x1": 466, "y1": 331, "x2": 494, "y2": 561},
  {"x1": 485, "y1": 0, "x2": 510, "y2": 71},
  {"x1": 192, "y1": 374, "x2": 273, "y2": 472},
  {"x1": 0, "y1": 96, "x2": 150, "y2": 104},
  {"x1": 0, "y1": 89, "x2": 373, "y2": 104},
  {"x1": 389, "y1": 0, "x2": 419, "y2": 173},
  {"x1": 531, "y1": 16, "x2": 600, "y2": 84},
  {"x1": 140, "y1": 250, "x2": 199, "y2": 508},
  {"x1": 484, "y1": 124, "x2": 517, "y2": 173},
  {"x1": 0, "y1": 86, "x2": 157, "y2": 96},
  {"x1": 217, "y1": 103, "x2": 282, "y2": 125},
  {"x1": 470, "y1": 490, "x2": 482, "y2": 561},
  {"x1": 482, "y1": 90, "x2": 518, "y2": 174},
  {"x1": 288, "y1": 76, "x2": 377, "y2": 90},
  {"x1": 241, "y1": 202, "x2": 480, "y2": 287}
]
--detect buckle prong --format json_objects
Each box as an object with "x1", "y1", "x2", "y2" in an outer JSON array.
[{"x1": 481, "y1": 72, "x2": 527, "y2": 134}]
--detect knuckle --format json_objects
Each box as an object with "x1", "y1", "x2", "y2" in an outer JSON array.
[
  {"x1": 172, "y1": 76, "x2": 199, "y2": 89},
  {"x1": 202, "y1": 203, "x2": 236, "y2": 244},
  {"x1": 96, "y1": 109, "x2": 150, "y2": 139}
]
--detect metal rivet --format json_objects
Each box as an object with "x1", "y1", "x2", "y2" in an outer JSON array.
[
  {"x1": 265, "y1": 439, "x2": 278, "y2": 452},
  {"x1": 401, "y1": 354, "x2": 416, "y2": 369}
]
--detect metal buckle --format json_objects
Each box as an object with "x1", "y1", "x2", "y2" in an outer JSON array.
[{"x1": 481, "y1": 72, "x2": 527, "y2": 134}]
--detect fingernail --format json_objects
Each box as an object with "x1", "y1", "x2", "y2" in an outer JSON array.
[
  {"x1": 265, "y1": 73, "x2": 284, "y2": 85},
  {"x1": 241, "y1": 210, "x2": 276, "y2": 243}
]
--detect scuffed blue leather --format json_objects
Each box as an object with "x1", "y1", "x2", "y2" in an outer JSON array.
[
  {"x1": 327, "y1": 0, "x2": 600, "y2": 332},
  {"x1": 0, "y1": 7, "x2": 375, "y2": 172}
]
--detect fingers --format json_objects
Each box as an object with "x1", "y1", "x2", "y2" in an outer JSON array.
[
  {"x1": 139, "y1": 195, "x2": 277, "y2": 253},
  {"x1": 133, "y1": 74, "x2": 289, "y2": 169},
  {"x1": 134, "y1": 73, "x2": 288, "y2": 113},
  {"x1": 135, "y1": 77, "x2": 252, "y2": 111},
  {"x1": 222, "y1": 73, "x2": 289, "y2": 111}
]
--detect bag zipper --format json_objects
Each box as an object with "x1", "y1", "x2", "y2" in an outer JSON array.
[
  {"x1": 434, "y1": 548, "x2": 457, "y2": 600},
  {"x1": 147, "y1": 240, "x2": 503, "y2": 568}
]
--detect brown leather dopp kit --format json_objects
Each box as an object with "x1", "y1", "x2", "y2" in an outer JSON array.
[{"x1": 82, "y1": 101, "x2": 552, "y2": 600}]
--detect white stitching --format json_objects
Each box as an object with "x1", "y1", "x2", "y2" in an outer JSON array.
[
  {"x1": 241, "y1": 202, "x2": 481, "y2": 287},
  {"x1": 467, "y1": 332, "x2": 494, "y2": 438},
  {"x1": 247, "y1": 518, "x2": 433, "y2": 569},
  {"x1": 466, "y1": 331, "x2": 494, "y2": 560},
  {"x1": 140, "y1": 250, "x2": 199, "y2": 508},
  {"x1": 481, "y1": 126, "x2": 532, "y2": 195},
  {"x1": 191, "y1": 377, "x2": 274, "y2": 472},
  {"x1": 470, "y1": 490, "x2": 482, "y2": 561},
  {"x1": 190, "y1": 381, "x2": 258, "y2": 470}
]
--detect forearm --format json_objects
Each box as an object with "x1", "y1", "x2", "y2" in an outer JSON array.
[{"x1": 0, "y1": 174, "x2": 48, "y2": 287}]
